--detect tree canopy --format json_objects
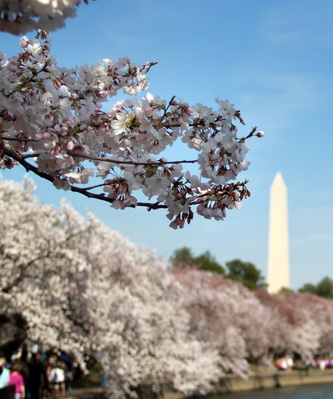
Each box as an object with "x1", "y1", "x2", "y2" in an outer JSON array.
[
  {"x1": 299, "y1": 276, "x2": 333, "y2": 299},
  {"x1": 171, "y1": 247, "x2": 225, "y2": 275},
  {"x1": 225, "y1": 259, "x2": 267, "y2": 290},
  {"x1": 171, "y1": 248, "x2": 267, "y2": 289}
]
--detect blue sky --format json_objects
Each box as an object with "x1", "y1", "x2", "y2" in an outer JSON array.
[{"x1": 1, "y1": 0, "x2": 333, "y2": 289}]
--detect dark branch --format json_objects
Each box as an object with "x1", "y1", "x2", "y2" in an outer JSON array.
[
  {"x1": 2, "y1": 148, "x2": 168, "y2": 210},
  {"x1": 68, "y1": 152, "x2": 197, "y2": 166}
]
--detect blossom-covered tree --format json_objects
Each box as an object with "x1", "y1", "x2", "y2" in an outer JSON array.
[
  {"x1": 0, "y1": 175, "x2": 221, "y2": 398},
  {"x1": 0, "y1": 29, "x2": 263, "y2": 229},
  {"x1": 0, "y1": 175, "x2": 90, "y2": 365},
  {"x1": 174, "y1": 266, "x2": 333, "y2": 369},
  {"x1": 255, "y1": 290, "x2": 333, "y2": 362},
  {"x1": 282, "y1": 293, "x2": 333, "y2": 359},
  {"x1": 171, "y1": 268, "x2": 277, "y2": 373}
]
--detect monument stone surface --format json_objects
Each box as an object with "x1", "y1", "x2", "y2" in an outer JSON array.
[{"x1": 267, "y1": 172, "x2": 290, "y2": 293}]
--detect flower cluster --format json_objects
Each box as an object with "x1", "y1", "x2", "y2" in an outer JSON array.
[
  {"x1": 0, "y1": 0, "x2": 90, "y2": 35},
  {"x1": 0, "y1": 32, "x2": 263, "y2": 228}
]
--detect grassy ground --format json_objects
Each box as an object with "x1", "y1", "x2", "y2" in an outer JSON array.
[{"x1": 73, "y1": 370, "x2": 101, "y2": 389}]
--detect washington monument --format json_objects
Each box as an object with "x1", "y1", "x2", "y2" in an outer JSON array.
[{"x1": 267, "y1": 172, "x2": 290, "y2": 293}]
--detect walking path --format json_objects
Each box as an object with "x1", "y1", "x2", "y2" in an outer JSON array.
[{"x1": 65, "y1": 387, "x2": 105, "y2": 399}]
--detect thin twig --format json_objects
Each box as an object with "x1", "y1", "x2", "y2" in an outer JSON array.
[{"x1": 68, "y1": 152, "x2": 198, "y2": 166}]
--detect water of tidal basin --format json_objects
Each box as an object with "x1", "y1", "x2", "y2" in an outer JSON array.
[{"x1": 208, "y1": 383, "x2": 333, "y2": 398}]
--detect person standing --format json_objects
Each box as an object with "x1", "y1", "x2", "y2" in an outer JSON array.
[
  {"x1": 8, "y1": 363, "x2": 25, "y2": 399},
  {"x1": 0, "y1": 357, "x2": 10, "y2": 389},
  {"x1": 28, "y1": 352, "x2": 44, "y2": 399},
  {"x1": 49, "y1": 363, "x2": 65, "y2": 398}
]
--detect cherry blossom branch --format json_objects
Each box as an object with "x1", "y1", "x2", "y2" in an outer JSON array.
[{"x1": 0, "y1": 32, "x2": 264, "y2": 228}]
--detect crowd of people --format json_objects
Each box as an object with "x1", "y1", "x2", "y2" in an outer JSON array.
[
  {"x1": 275, "y1": 356, "x2": 294, "y2": 371},
  {"x1": 315, "y1": 357, "x2": 333, "y2": 370},
  {"x1": 0, "y1": 348, "x2": 76, "y2": 399},
  {"x1": 275, "y1": 355, "x2": 333, "y2": 371}
]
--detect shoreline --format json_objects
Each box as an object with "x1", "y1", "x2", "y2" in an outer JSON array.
[
  {"x1": 68, "y1": 369, "x2": 333, "y2": 398},
  {"x1": 165, "y1": 369, "x2": 333, "y2": 398},
  {"x1": 215, "y1": 368, "x2": 333, "y2": 394}
]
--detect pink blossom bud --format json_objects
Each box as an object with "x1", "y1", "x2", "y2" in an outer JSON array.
[
  {"x1": 53, "y1": 78, "x2": 64, "y2": 90},
  {"x1": 4, "y1": 157, "x2": 15, "y2": 169},
  {"x1": 3, "y1": 114, "x2": 15, "y2": 121},
  {"x1": 256, "y1": 131, "x2": 265, "y2": 138},
  {"x1": 53, "y1": 178, "x2": 70, "y2": 190}
]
